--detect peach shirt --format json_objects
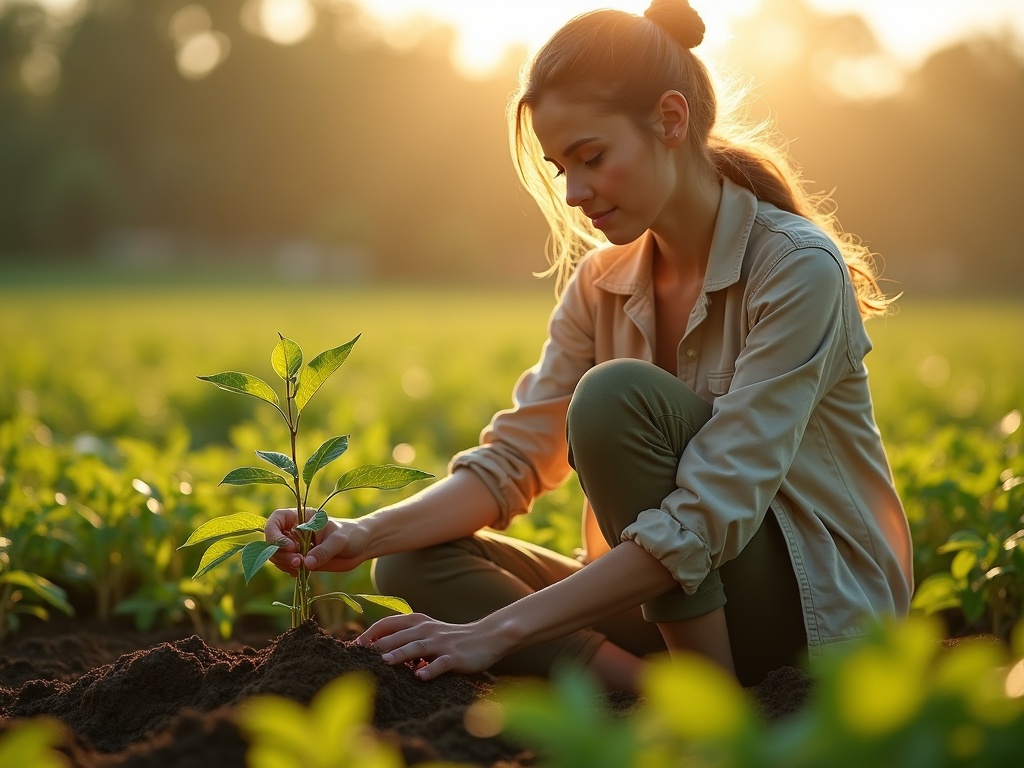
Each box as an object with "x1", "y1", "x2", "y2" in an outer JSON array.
[{"x1": 451, "y1": 178, "x2": 913, "y2": 658}]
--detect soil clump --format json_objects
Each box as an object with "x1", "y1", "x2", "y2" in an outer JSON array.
[{"x1": 0, "y1": 620, "x2": 813, "y2": 766}]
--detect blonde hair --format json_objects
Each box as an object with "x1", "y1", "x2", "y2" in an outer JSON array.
[{"x1": 508, "y1": 1, "x2": 893, "y2": 318}]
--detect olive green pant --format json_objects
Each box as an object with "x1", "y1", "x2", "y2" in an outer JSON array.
[{"x1": 372, "y1": 359, "x2": 806, "y2": 685}]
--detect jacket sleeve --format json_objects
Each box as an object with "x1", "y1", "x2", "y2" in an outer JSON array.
[
  {"x1": 621, "y1": 245, "x2": 859, "y2": 592},
  {"x1": 449, "y1": 262, "x2": 598, "y2": 529}
]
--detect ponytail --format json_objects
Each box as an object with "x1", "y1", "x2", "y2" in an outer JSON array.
[{"x1": 510, "y1": 0, "x2": 894, "y2": 317}]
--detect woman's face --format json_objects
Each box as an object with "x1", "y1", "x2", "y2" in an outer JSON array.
[{"x1": 530, "y1": 93, "x2": 676, "y2": 245}]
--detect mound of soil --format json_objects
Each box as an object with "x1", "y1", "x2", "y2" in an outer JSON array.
[{"x1": 0, "y1": 620, "x2": 813, "y2": 766}]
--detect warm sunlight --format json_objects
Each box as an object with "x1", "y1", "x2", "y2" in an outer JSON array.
[
  {"x1": 357, "y1": 0, "x2": 758, "y2": 77},
  {"x1": 806, "y1": 0, "x2": 1024, "y2": 65},
  {"x1": 26, "y1": 0, "x2": 1024, "y2": 78},
  {"x1": 353, "y1": 0, "x2": 1024, "y2": 77}
]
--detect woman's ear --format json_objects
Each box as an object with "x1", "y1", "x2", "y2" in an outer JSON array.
[{"x1": 654, "y1": 90, "x2": 689, "y2": 147}]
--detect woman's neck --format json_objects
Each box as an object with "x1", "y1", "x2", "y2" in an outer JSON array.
[{"x1": 651, "y1": 167, "x2": 723, "y2": 282}]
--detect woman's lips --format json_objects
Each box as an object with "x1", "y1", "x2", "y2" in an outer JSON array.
[{"x1": 589, "y1": 208, "x2": 615, "y2": 228}]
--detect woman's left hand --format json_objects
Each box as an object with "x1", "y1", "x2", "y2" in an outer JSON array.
[{"x1": 355, "y1": 613, "x2": 504, "y2": 681}]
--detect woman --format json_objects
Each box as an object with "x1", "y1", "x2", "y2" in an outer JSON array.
[{"x1": 265, "y1": 0, "x2": 913, "y2": 690}]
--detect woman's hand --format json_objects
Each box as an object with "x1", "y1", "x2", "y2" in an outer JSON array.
[
  {"x1": 265, "y1": 508, "x2": 370, "y2": 575},
  {"x1": 355, "y1": 613, "x2": 507, "y2": 681}
]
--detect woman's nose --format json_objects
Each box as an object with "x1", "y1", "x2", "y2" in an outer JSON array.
[{"x1": 564, "y1": 174, "x2": 592, "y2": 209}]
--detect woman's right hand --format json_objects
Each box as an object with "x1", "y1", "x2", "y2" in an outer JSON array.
[{"x1": 265, "y1": 508, "x2": 371, "y2": 576}]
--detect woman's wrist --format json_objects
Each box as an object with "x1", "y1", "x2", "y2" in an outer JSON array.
[
  {"x1": 353, "y1": 507, "x2": 396, "y2": 560},
  {"x1": 475, "y1": 610, "x2": 529, "y2": 660}
]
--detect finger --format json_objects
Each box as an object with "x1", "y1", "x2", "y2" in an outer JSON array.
[
  {"x1": 414, "y1": 655, "x2": 454, "y2": 681},
  {"x1": 355, "y1": 614, "x2": 422, "y2": 646},
  {"x1": 268, "y1": 551, "x2": 301, "y2": 575},
  {"x1": 380, "y1": 638, "x2": 431, "y2": 666},
  {"x1": 265, "y1": 509, "x2": 298, "y2": 542},
  {"x1": 303, "y1": 537, "x2": 348, "y2": 570}
]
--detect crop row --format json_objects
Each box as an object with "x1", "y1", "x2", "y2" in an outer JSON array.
[{"x1": 1, "y1": 287, "x2": 1022, "y2": 643}]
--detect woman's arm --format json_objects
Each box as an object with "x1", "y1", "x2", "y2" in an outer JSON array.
[
  {"x1": 266, "y1": 469, "x2": 501, "y2": 572},
  {"x1": 356, "y1": 539, "x2": 677, "y2": 680}
]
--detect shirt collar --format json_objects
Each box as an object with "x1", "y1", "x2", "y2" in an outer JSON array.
[{"x1": 592, "y1": 177, "x2": 758, "y2": 296}]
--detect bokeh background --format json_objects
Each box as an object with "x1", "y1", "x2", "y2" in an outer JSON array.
[
  {"x1": 2, "y1": 0, "x2": 1022, "y2": 293},
  {"x1": 1, "y1": 0, "x2": 1023, "y2": 645}
]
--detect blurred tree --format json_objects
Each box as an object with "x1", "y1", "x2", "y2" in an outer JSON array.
[{"x1": 0, "y1": 0, "x2": 1021, "y2": 293}]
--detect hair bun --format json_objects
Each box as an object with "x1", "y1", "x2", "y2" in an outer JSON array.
[{"x1": 644, "y1": 0, "x2": 705, "y2": 49}]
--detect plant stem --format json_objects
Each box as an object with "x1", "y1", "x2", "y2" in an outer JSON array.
[{"x1": 285, "y1": 376, "x2": 310, "y2": 626}]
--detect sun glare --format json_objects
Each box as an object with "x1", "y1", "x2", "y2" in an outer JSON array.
[
  {"x1": 356, "y1": 0, "x2": 758, "y2": 78},
  {"x1": 352, "y1": 0, "x2": 1024, "y2": 79},
  {"x1": 806, "y1": 0, "x2": 1024, "y2": 65}
]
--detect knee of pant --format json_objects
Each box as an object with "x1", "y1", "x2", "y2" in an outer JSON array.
[
  {"x1": 371, "y1": 549, "x2": 435, "y2": 600},
  {"x1": 568, "y1": 358, "x2": 651, "y2": 444}
]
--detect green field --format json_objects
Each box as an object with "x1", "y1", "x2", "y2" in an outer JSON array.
[
  {"x1": 3, "y1": 276, "x2": 1024, "y2": 765},
  {"x1": 1, "y1": 275, "x2": 1022, "y2": 640}
]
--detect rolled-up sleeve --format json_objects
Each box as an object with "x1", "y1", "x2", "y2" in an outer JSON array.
[
  {"x1": 621, "y1": 245, "x2": 856, "y2": 592},
  {"x1": 450, "y1": 264, "x2": 598, "y2": 529}
]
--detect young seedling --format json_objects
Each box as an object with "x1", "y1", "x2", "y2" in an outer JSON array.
[{"x1": 180, "y1": 333, "x2": 433, "y2": 627}]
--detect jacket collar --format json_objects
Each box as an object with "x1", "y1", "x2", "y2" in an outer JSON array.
[{"x1": 592, "y1": 177, "x2": 758, "y2": 296}]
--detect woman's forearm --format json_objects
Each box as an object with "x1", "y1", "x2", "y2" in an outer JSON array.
[
  {"x1": 358, "y1": 469, "x2": 501, "y2": 559},
  {"x1": 480, "y1": 540, "x2": 678, "y2": 657}
]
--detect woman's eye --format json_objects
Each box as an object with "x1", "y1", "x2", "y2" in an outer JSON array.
[{"x1": 584, "y1": 153, "x2": 603, "y2": 168}]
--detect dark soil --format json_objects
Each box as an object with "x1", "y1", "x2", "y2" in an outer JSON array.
[{"x1": 0, "y1": 619, "x2": 813, "y2": 766}]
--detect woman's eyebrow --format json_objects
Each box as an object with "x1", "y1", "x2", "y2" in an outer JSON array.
[{"x1": 543, "y1": 136, "x2": 600, "y2": 162}]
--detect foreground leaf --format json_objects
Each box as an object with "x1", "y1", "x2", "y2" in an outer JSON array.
[
  {"x1": 272, "y1": 334, "x2": 303, "y2": 381},
  {"x1": 197, "y1": 372, "x2": 280, "y2": 409},
  {"x1": 333, "y1": 465, "x2": 434, "y2": 493},
  {"x1": 294, "y1": 335, "x2": 360, "y2": 412},
  {"x1": 241, "y1": 540, "x2": 286, "y2": 583},
  {"x1": 179, "y1": 511, "x2": 268, "y2": 549},
  {"x1": 352, "y1": 594, "x2": 412, "y2": 614},
  {"x1": 220, "y1": 467, "x2": 290, "y2": 487},
  {"x1": 296, "y1": 509, "x2": 328, "y2": 532},
  {"x1": 0, "y1": 718, "x2": 67, "y2": 768},
  {"x1": 302, "y1": 435, "x2": 350, "y2": 486},
  {"x1": 192, "y1": 541, "x2": 246, "y2": 579},
  {"x1": 256, "y1": 450, "x2": 298, "y2": 480}
]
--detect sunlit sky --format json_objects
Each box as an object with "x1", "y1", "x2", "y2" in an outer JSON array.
[
  {"x1": 30, "y1": 0, "x2": 1024, "y2": 78},
  {"x1": 361, "y1": 0, "x2": 1024, "y2": 76}
]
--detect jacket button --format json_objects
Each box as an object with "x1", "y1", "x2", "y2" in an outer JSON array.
[{"x1": 685, "y1": 348, "x2": 697, "y2": 359}]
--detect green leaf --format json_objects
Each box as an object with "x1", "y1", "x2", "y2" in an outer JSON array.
[
  {"x1": 272, "y1": 334, "x2": 303, "y2": 380},
  {"x1": 333, "y1": 465, "x2": 434, "y2": 493},
  {"x1": 302, "y1": 435, "x2": 350, "y2": 486},
  {"x1": 220, "y1": 467, "x2": 290, "y2": 487},
  {"x1": 192, "y1": 541, "x2": 246, "y2": 579},
  {"x1": 197, "y1": 372, "x2": 280, "y2": 409},
  {"x1": 352, "y1": 594, "x2": 413, "y2": 615},
  {"x1": 309, "y1": 592, "x2": 364, "y2": 613},
  {"x1": 937, "y1": 530, "x2": 987, "y2": 555},
  {"x1": 271, "y1": 601, "x2": 296, "y2": 610},
  {"x1": 179, "y1": 512, "x2": 268, "y2": 549},
  {"x1": 0, "y1": 717, "x2": 67, "y2": 768},
  {"x1": 294, "y1": 335, "x2": 360, "y2": 412},
  {"x1": 241, "y1": 540, "x2": 285, "y2": 583},
  {"x1": 910, "y1": 573, "x2": 961, "y2": 614},
  {"x1": 296, "y1": 509, "x2": 328, "y2": 532},
  {"x1": 256, "y1": 451, "x2": 298, "y2": 480},
  {"x1": 0, "y1": 571, "x2": 72, "y2": 615},
  {"x1": 12, "y1": 605, "x2": 49, "y2": 620}
]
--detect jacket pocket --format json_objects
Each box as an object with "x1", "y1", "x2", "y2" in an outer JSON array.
[{"x1": 707, "y1": 369, "x2": 734, "y2": 396}]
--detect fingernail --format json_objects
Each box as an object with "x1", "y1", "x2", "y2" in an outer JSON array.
[{"x1": 381, "y1": 653, "x2": 394, "y2": 663}]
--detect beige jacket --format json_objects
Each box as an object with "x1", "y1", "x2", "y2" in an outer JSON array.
[{"x1": 451, "y1": 178, "x2": 914, "y2": 657}]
